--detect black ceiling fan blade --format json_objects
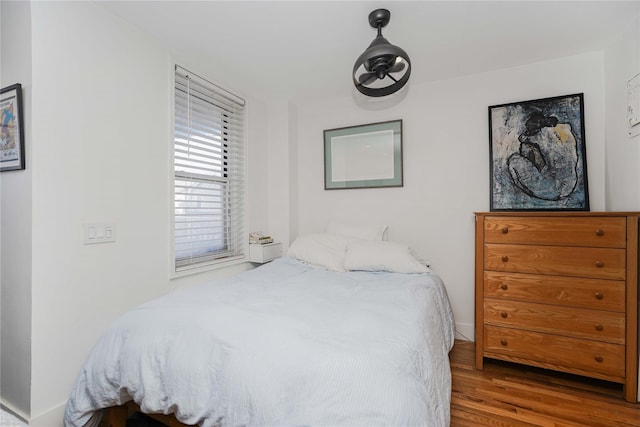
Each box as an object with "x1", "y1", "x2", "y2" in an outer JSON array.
[
  {"x1": 358, "y1": 72, "x2": 378, "y2": 85},
  {"x1": 388, "y1": 61, "x2": 406, "y2": 73}
]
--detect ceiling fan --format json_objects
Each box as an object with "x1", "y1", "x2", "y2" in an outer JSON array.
[{"x1": 352, "y1": 9, "x2": 411, "y2": 97}]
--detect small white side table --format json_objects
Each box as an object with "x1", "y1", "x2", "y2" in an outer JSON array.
[{"x1": 249, "y1": 242, "x2": 282, "y2": 263}]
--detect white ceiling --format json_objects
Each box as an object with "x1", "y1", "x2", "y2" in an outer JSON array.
[{"x1": 97, "y1": 1, "x2": 639, "y2": 102}]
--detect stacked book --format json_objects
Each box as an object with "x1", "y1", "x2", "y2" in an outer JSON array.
[{"x1": 249, "y1": 235, "x2": 274, "y2": 245}]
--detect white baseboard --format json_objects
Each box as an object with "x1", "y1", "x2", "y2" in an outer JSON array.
[
  {"x1": 455, "y1": 322, "x2": 474, "y2": 342},
  {"x1": 29, "y1": 402, "x2": 65, "y2": 427}
]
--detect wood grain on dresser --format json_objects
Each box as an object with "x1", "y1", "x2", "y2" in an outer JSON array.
[{"x1": 475, "y1": 212, "x2": 639, "y2": 402}]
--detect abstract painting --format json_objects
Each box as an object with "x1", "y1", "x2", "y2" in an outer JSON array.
[{"x1": 488, "y1": 93, "x2": 589, "y2": 211}]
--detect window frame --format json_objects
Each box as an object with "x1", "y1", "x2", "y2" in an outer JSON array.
[{"x1": 170, "y1": 65, "x2": 248, "y2": 277}]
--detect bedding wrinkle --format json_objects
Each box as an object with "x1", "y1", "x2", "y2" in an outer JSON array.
[{"x1": 65, "y1": 257, "x2": 455, "y2": 427}]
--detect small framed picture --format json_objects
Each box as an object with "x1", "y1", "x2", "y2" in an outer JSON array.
[
  {"x1": 324, "y1": 120, "x2": 403, "y2": 190},
  {"x1": 488, "y1": 93, "x2": 589, "y2": 211},
  {"x1": 1, "y1": 84, "x2": 25, "y2": 172}
]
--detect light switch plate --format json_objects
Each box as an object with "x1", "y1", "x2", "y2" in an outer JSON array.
[{"x1": 83, "y1": 222, "x2": 116, "y2": 244}]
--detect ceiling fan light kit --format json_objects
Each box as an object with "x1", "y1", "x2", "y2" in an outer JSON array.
[{"x1": 353, "y1": 8, "x2": 411, "y2": 97}]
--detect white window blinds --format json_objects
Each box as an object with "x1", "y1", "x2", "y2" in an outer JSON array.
[{"x1": 174, "y1": 65, "x2": 246, "y2": 272}]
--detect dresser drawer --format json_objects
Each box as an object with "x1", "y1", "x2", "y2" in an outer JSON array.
[
  {"x1": 484, "y1": 217, "x2": 626, "y2": 248},
  {"x1": 484, "y1": 299, "x2": 625, "y2": 343},
  {"x1": 484, "y1": 325, "x2": 625, "y2": 380},
  {"x1": 484, "y1": 272, "x2": 625, "y2": 312},
  {"x1": 484, "y1": 244, "x2": 626, "y2": 280}
]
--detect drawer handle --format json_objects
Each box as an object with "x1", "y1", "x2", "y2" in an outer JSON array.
[
  {"x1": 501, "y1": 255, "x2": 509, "y2": 262},
  {"x1": 595, "y1": 260, "x2": 604, "y2": 268},
  {"x1": 595, "y1": 229, "x2": 605, "y2": 236},
  {"x1": 595, "y1": 355, "x2": 604, "y2": 363},
  {"x1": 595, "y1": 292, "x2": 604, "y2": 300},
  {"x1": 595, "y1": 324, "x2": 604, "y2": 331},
  {"x1": 501, "y1": 227, "x2": 509, "y2": 234},
  {"x1": 500, "y1": 339, "x2": 508, "y2": 346},
  {"x1": 500, "y1": 311, "x2": 508, "y2": 318},
  {"x1": 499, "y1": 283, "x2": 509, "y2": 291}
]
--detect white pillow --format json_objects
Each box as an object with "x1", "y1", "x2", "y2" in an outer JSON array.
[
  {"x1": 344, "y1": 240, "x2": 431, "y2": 273},
  {"x1": 287, "y1": 233, "x2": 348, "y2": 272},
  {"x1": 326, "y1": 220, "x2": 388, "y2": 241}
]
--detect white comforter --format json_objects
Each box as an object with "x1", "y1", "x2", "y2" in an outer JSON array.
[{"x1": 64, "y1": 257, "x2": 455, "y2": 427}]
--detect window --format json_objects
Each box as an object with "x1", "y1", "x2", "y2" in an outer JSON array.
[{"x1": 173, "y1": 65, "x2": 246, "y2": 273}]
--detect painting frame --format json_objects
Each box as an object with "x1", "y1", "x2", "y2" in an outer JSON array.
[
  {"x1": 324, "y1": 119, "x2": 403, "y2": 190},
  {"x1": 488, "y1": 93, "x2": 589, "y2": 211},
  {"x1": 1, "y1": 83, "x2": 25, "y2": 172}
]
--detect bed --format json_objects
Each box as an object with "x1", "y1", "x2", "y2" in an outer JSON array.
[{"x1": 64, "y1": 232, "x2": 455, "y2": 427}]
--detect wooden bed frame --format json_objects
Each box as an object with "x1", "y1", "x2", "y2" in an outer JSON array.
[{"x1": 100, "y1": 401, "x2": 194, "y2": 427}]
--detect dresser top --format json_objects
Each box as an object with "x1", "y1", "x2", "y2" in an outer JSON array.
[{"x1": 475, "y1": 211, "x2": 640, "y2": 217}]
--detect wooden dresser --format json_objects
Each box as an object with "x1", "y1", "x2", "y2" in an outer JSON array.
[{"x1": 474, "y1": 212, "x2": 639, "y2": 402}]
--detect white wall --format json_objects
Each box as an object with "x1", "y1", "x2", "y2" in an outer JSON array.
[
  {"x1": 19, "y1": 2, "x2": 269, "y2": 424},
  {"x1": 30, "y1": 2, "x2": 170, "y2": 419},
  {"x1": 294, "y1": 52, "x2": 606, "y2": 340},
  {"x1": 265, "y1": 100, "x2": 299, "y2": 247},
  {"x1": 604, "y1": 8, "x2": 640, "y2": 210},
  {"x1": 0, "y1": 0, "x2": 32, "y2": 418}
]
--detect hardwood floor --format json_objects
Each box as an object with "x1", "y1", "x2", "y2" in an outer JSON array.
[{"x1": 450, "y1": 340, "x2": 640, "y2": 426}]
